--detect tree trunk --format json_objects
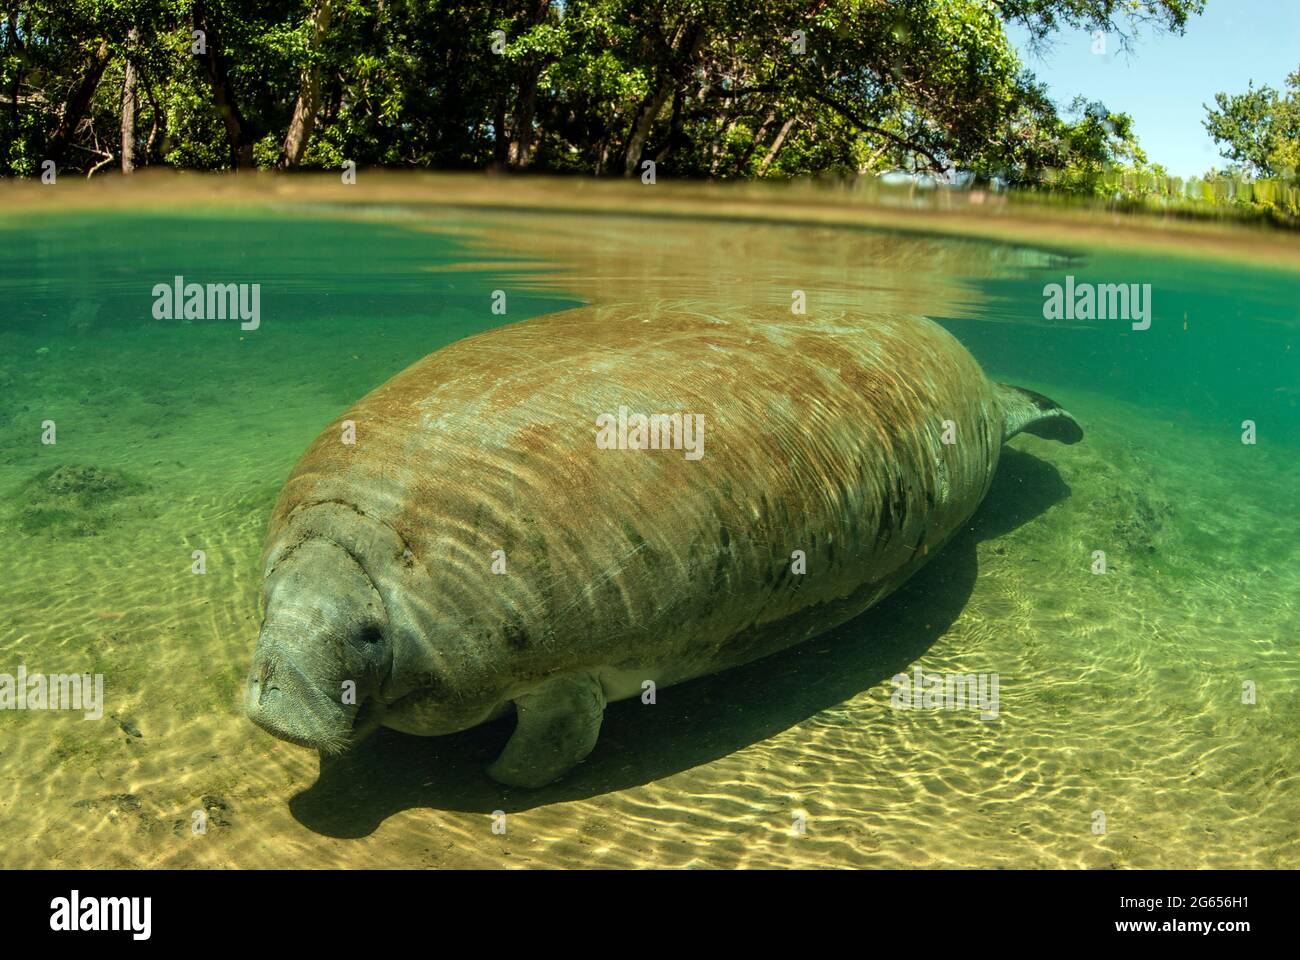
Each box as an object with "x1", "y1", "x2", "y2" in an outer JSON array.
[
  {"x1": 120, "y1": 28, "x2": 138, "y2": 174},
  {"x1": 194, "y1": 2, "x2": 255, "y2": 169},
  {"x1": 621, "y1": 23, "x2": 705, "y2": 177},
  {"x1": 278, "y1": 0, "x2": 336, "y2": 169},
  {"x1": 707, "y1": 110, "x2": 737, "y2": 176},
  {"x1": 507, "y1": 68, "x2": 540, "y2": 169},
  {"x1": 732, "y1": 107, "x2": 776, "y2": 176},
  {"x1": 758, "y1": 117, "x2": 797, "y2": 177},
  {"x1": 653, "y1": 87, "x2": 685, "y2": 163},
  {"x1": 144, "y1": 75, "x2": 162, "y2": 162},
  {"x1": 46, "y1": 39, "x2": 111, "y2": 167},
  {"x1": 622, "y1": 79, "x2": 675, "y2": 177},
  {"x1": 505, "y1": 1, "x2": 551, "y2": 170}
]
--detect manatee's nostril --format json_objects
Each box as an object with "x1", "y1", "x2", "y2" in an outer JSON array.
[{"x1": 247, "y1": 675, "x2": 281, "y2": 708}]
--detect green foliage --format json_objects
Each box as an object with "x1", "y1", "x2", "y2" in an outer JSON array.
[
  {"x1": 0, "y1": 0, "x2": 1212, "y2": 198},
  {"x1": 1204, "y1": 69, "x2": 1300, "y2": 180}
]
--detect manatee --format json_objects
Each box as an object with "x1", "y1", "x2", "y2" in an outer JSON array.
[{"x1": 245, "y1": 301, "x2": 1081, "y2": 787}]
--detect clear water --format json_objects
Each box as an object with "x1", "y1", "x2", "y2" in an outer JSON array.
[{"x1": 1, "y1": 185, "x2": 1296, "y2": 868}]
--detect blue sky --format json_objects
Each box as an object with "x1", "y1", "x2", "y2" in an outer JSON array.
[{"x1": 1006, "y1": 0, "x2": 1300, "y2": 178}]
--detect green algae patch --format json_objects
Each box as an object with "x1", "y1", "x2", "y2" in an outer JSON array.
[{"x1": 10, "y1": 464, "x2": 149, "y2": 537}]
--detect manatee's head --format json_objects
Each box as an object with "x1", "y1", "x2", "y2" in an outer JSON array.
[{"x1": 245, "y1": 537, "x2": 392, "y2": 754}]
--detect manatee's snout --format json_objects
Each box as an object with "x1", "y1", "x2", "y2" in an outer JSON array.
[
  {"x1": 245, "y1": 537, "x2": 391, "y2": 754},
  {"x1": 245, "y1": 645, "x2": 355, "y2": 753}
]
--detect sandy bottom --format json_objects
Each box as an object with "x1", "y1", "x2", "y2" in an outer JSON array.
[{"x1": 1, "y1": 205, "x2": 1296, "y2": 869}]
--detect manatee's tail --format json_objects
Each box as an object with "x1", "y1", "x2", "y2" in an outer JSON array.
[{"x1": 994, "y1": 383, "x2": 1083, "y2": 444}]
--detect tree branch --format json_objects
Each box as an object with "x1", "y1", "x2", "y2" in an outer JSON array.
[{"x1": 804, "y1": 89, "x2": 946, "y2": 171}]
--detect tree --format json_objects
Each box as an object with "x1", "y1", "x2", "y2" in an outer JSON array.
[
  {"x1": 0, "y1": 0, "x2": 1209, "y2": 185},
  {"x1": 278, "y1": 0, "x2": 336, "y2": 169},
  {"x1": 121, "y1": 26, "x2": 139, "y2": 173},
  {"x1": 1204, "y1": 70, "x2": 1300, "y2": 179}
]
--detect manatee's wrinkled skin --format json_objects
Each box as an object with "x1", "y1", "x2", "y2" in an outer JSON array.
[{"x1": 245, "y1": 301, "x2": 1081, "y2": 787}]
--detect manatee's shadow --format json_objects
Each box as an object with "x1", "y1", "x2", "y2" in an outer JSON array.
[{"x1": 289, "y1": 447, "x2": 1068, "y2": 837}]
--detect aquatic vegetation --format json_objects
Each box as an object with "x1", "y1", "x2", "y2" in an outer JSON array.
[
  {"x1": 70, "y1": 793, "x2": 173, "y2": 837},
  {"x1": 1093, "y1": 488, "x2": 1176, "y2": 556},
  {"x1": 1111, "y1": 492, "x2": 1175, "y2": 555},
  {"x1": 10, "y1": 463, "x2": 149, "y2": 537}
]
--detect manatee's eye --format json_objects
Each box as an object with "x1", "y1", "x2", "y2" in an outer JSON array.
[{"x1": 357, "y1": 625, "x2": 384, "y2": 645}]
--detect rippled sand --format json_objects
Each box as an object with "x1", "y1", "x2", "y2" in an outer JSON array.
[{"x1": 1, "y1": 184, "x2": 1297, "y2": 869}]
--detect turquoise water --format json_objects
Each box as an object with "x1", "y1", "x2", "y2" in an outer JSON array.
[
  {"x1": 1, "y1": 198, "x2": 1297, "y2": 869},
  {"x1": 945, "y1": 250, "x2": 1300, "y2": 449}
]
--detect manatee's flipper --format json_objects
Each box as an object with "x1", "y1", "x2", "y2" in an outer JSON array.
[
  {"x1": 487, "y1": 673, "x2": 606, "y2": 788},
  {"x1": 994, "y1": 383, "x2": 1083, "y2": 444}
]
